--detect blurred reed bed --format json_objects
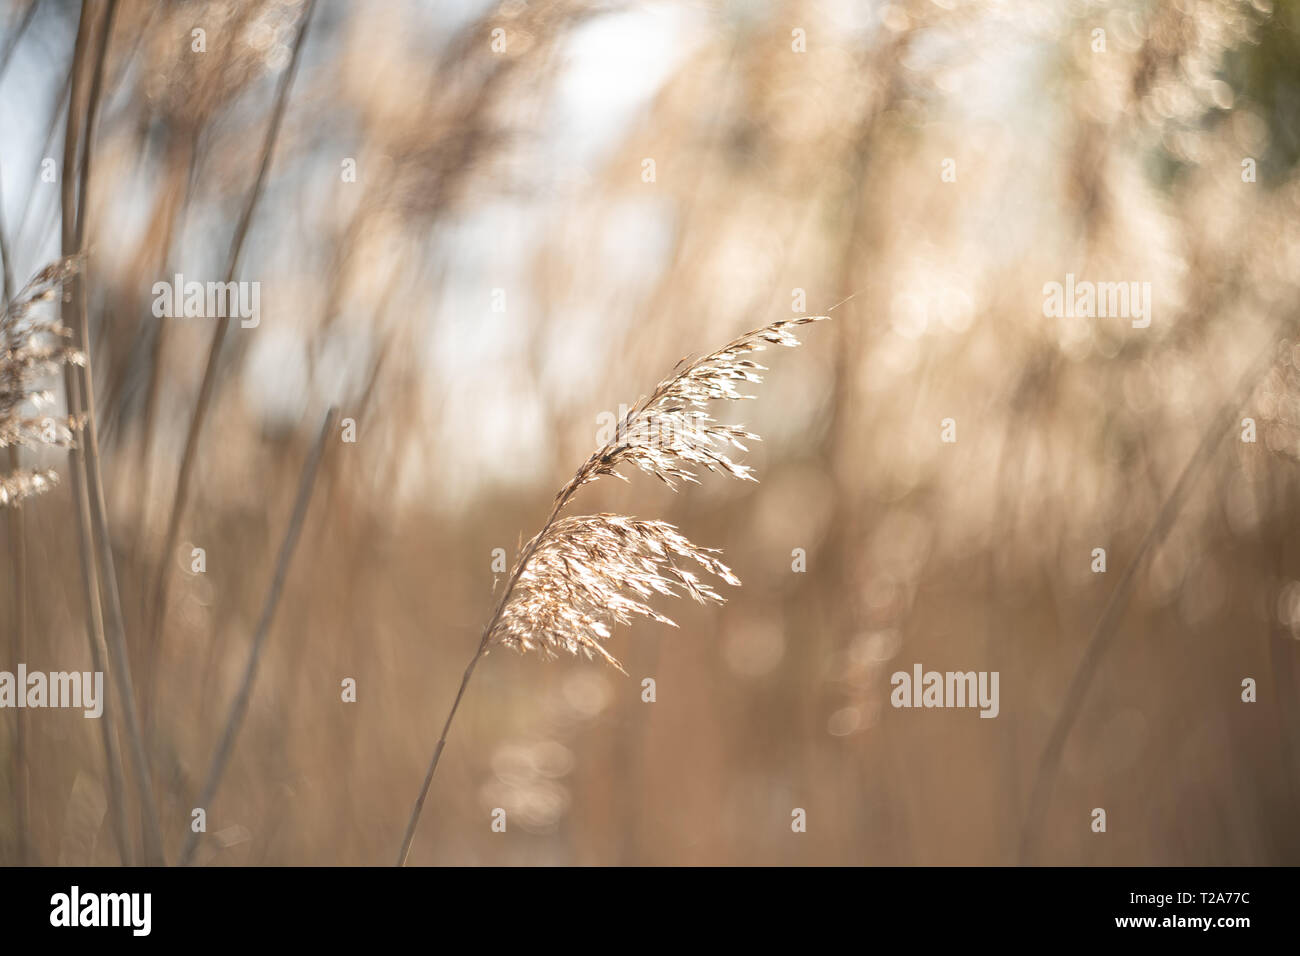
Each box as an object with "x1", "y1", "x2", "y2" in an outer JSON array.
[{"x1": 0, "y1": 0, "x2": 1298, "y2": 865}]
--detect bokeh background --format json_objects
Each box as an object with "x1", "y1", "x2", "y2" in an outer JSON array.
[{"x1": 3, "y1": 0, "x2": 1300, "y2": 865}]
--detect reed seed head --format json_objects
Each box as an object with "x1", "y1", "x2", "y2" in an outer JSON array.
[
  {"x1": 490, "y1": 315, "x2": 828, "y2": 671},
  {"x1": 0, "y1": 257, "x2": 86, "y2": 507}
]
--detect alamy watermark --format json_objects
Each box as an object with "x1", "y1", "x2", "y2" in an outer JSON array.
[
  {"x1": 890, "y1": 663, "x2": 999, "y2": 718},
  {"x1": 595, "y1": 403, "x2": 712, "y2": 450},
  {"x1": 1043, "y1": 273, "x2": 1151, "y2": 328},
  {"x1": 0, "y1": 665, "x2": 103, "y2": 718},
  {"x1": 151, "y1": 273, "x2": 260, "y2": 327},
  {"x1": 50, "y1": 886, "x2": 150, "y2": 936}
]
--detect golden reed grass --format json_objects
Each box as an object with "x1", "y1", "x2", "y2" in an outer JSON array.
[{"x1": 397, "y1": 315, "x2": 828, "y2": 864}]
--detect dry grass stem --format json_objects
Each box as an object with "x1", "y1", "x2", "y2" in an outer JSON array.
[
  {"x1": 178, "y1": 406, "x2": 338, "y2": 867},
  {"x1": 1018, "y1": 331, "x2": 1285, "y2": 862},
  {"x1": 59, "y1": 0, "x2": 161, "y2": 865},
  {"x1": 144, "y1": 0, "x2": 317, "y2": 724}
]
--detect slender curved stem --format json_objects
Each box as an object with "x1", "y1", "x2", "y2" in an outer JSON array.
[
  {"x1": 396, "y1": 491, "x2": 574, "y2": 866},
  {"x1": 59, "y1": 0, "x2": 147, "y2": 865},
  {"x1": 1019, "y1": 333, "x2": 1281, "y2": 862},
  {"x1": 178, "y1": 408, "x2": 336, "y2": 866},
  {"x1": 144, "y1": 0, "x2": 316, "y2": 727}
]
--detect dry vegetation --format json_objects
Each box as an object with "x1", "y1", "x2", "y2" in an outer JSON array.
[{"x1": 1, "y1": 0, "x2": 1300, "y2": 866}]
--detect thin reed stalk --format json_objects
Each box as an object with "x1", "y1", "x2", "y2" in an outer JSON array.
[
  {"x1": 0, "y1": 164, "x2": 30, "y2": 864},
  {"x1": 144, "y1": 0, "x2": 317, "y2": 727},
  {"x1": 61, "y1": 364, "x2": 133, "y2": 864},
  {"x1": 3, "y1": 446, "x2": 28, "y2": 863},
  {"x1": 178, "y1": 407, "x2": 338, "y2": 867},
  {"x1": 395, "y1": 491, "x2": 575, "y2": 866},
  {"x1": 1019, "y1": 331, "x2": 1284, "y2": 862},
  {"x1": 0, "y1": 252, "x2": 131, "y2": 866},
  {"x1": 0, "y1": 0, "x2": 38, "y2": 86},
  {"x1": 60, "y1": 0, "x2": 164, "y2": 866}
]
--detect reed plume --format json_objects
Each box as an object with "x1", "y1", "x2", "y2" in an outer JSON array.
[
  {"x1": 0, "y1": 257, "x2": 85, "y2": 507},
  {"x1": 397, "y1": 314, "x2": 827, "y2": 864}
]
